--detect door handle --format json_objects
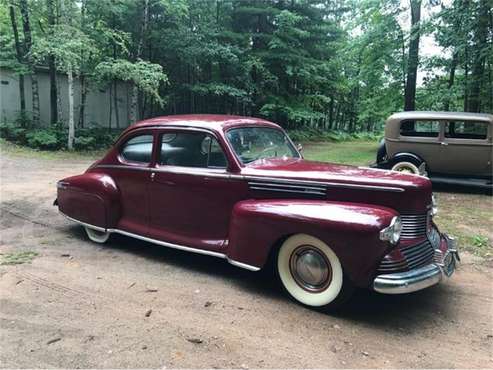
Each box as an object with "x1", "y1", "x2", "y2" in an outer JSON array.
[
  {"x1": 441, "y1": 142, "x2": 448, "y2": 146},
  {"x1": 150, "y1": 172, "x2": 156, "y2": 181}
]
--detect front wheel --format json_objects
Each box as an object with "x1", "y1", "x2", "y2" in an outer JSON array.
[{"x1": 276, "y1": 234, "x2": 353, "y2": 310}]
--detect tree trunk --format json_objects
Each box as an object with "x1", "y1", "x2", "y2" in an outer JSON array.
[
  {"x1": 444, "y1": 52, "x2": 458, "y2": 111},
  {"x1": 19, "y1": 0, "x2": 40, "y2": 125},
  {"x1": 129, "y1": 0, "x2": 149, "y2": 123},
  {"x1": 78, "y1": 74, "x2": 87, "y2": 128},
  {"x1": 468, "y1": 0, "x2": 488, "y2": 113},
  {"x1": 464, "y1": 46, "x2": 469, "y2": 112},
  {"x1": 56, "y1": 74, "x2": 63, "y2": 124},
  {"x1": 109, "y1": 83, "x2": 113, "y2": 131},
  {"x1": 113, "y1": 81, "x2": 120, "y2": 128},
  {"x1": 47, "y1": 0, "x2": 58, "y2": 124},
  {"x1": 8, "y1": 3, "x2": 26, "y2": 115},
  {"x1": 67, "y1": 69, "x2": 75, "y2": 150},
  {"x1": 328, "y1": 96, "x2": 334, "y2": 130},
  {"x1": 404, "y1": 0, "x2": 422, "y2": 111}
]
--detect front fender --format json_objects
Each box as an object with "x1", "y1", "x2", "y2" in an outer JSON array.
[
  {"x1": 57, "y1": 173, "x2": 120, "y2": 229},
  {"x1": 227, "y1": 200, "x2": 398, "y2": 287}
]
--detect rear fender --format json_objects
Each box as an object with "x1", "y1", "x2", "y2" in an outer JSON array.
[
  {"x1": 227, "y1": 200, "x2": 398, "y2": 287},
  {"x1": 57, "y1": 173, "x2": 120, "y2": 229}
]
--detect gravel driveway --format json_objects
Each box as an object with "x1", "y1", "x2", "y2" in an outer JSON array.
[{"x1": 1, "y1": 151, "x2": 492, "y2": 368}]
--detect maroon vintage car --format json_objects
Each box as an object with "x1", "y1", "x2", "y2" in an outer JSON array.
[{"x1": 55, "y1": 114, "x2": 459, "y2": 310}]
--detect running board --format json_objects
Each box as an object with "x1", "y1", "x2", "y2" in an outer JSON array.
[{"x1": 430, "y1": 176, "x2": 493, "y2": 189}]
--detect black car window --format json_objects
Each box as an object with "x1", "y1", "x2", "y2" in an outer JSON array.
[
  {"x1": 121, "y1": 134, "x2": 153, "y2": 163},
  {"x1": 401, "y1": 120, "x2": 440, "y2": 137},
  {"x1": 159, "y1": 132, "x2": 227, "y2": 169},
  {"x1": 444, "y1": 121, "x2": 488, "y2": 140}
]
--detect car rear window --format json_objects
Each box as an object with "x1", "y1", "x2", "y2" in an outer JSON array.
[
  {"x1": 445, "y1": 121, "x2": 488, "y2": 140},
  {"x1": 400, "y1": 120, "x2": 440, "y2": 137},
  {"x1": 121, "y1": 134, "x2": 153, "y2": 163}
]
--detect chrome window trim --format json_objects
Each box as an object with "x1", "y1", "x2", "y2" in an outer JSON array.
[{"x1": 59, "y1": 211, "x2": 260, "y2": 272}]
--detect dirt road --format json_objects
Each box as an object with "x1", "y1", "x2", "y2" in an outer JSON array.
[{"x1": 1, "y1": 152, "x2": 492, "y2": 368}]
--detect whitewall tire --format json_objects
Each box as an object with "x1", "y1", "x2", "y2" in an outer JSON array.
[
  {"x1": 84, "y1": 226, "x2": 110, "y2": 243},
  {"x1": 391, "y1": 161, "x2": 420, "y2": 175},
  {"x1": 276, "y1": 234, "x2": 352, "y2": 309}
]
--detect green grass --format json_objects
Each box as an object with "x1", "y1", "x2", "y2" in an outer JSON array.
[
  {"x1": 0, "y1": 251, "x2": 39, "y2": 265},
  {"x1": 302, "y1": 140, "x2": 378, "y2": 166},
  {"x1": 0, "y1": 138, "x2": 105, "y2": 161},
  {"x1": 434, "y1": 192, "x2": 493, "y2": 258}
]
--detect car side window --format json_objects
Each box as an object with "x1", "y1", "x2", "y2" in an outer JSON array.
[
  {"x1": 159, "y1": 132, "x2": 227, "y2": 169},
  {"x1": 121, "y1": 134, "x2": 153, "y2": 163},
  {"x1": 445, "y1": 121, "x2": 488, "y2": 140},
  {"x1": 400, "y1": 120, "x2": 440, "y2": 137}
]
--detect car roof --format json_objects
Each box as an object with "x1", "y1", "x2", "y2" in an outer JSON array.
[
  {"x1": 126, "y1": 114, "x2": 281, "y2": 134},
  {"x1": 386, "y1": 111, "x2": 493, "y2": 124}
]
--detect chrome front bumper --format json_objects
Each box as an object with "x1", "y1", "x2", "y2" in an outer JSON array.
[{"x1": 373, "y1": 235, "x2": 460, "y2": 294}]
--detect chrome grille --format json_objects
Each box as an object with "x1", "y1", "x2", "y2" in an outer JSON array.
[
  {"x1": 401, "y1": 240, "x2": 435, "y2": 270},
  {"x1": 377, "y1": 240, "x2": 435, "y2": 274},
  {"x1": 400, "y1": 213, "x2": 428, "y2": 239}
]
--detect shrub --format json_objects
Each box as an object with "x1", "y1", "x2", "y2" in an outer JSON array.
[
  {"x1": 287, "y1": 127, "x2": 383, "y2": 143},
  {"x1": 0, "y1": 122, "x2": 27, "y2": 142},
  {"x1": 1, "y1": 122, "x2": 121, "y2": 151},
  {"x1": 26, "y1": 130, "x2": 60, "y2": 150}
]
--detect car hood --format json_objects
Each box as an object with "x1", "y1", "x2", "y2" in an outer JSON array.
[{"x1": 241, "y1": 158, "x2": 432, "y2": 213}]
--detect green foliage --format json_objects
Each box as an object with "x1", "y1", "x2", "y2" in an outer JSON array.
[
  {"x1": 0, "y1": 0, "x2": 491, "y2": 150},
  {"x1": 472, "y1": 235, "x2": 489, "y2": 249},
  {"x1": 26, "y1": 130, "x2": 58, "y2": 149},
  {"x1": 0, "y1": 120, "x2": 120, "y2": 151},
  {"x1": 95, "y1": 59, "x2": 168, "y2": 105},
  {"x1": 288, "y1": 127, "x2": 383, "y2": 143}
]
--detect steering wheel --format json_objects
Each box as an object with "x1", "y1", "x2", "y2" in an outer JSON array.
[{"x1": 258, "y1": 145, "x2": 279, "y2": 159}]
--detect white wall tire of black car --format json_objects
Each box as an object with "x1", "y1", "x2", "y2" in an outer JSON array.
[
  {"x1": 84, "y1": 226, "x2": 110, "y2": 243},
  {"x1": 276, "y1": 234, "x2": 353, "y2": 310}
]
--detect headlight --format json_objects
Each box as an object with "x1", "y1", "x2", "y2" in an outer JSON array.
[
  {"x1": 431, "y1": 194, "x2": 438, "y2": 216},
  {"x1": 380, "y1": 216, "x2": 402, "y2": 245}
]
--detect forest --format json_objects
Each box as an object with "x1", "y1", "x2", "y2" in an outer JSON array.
[{"x1": 1, "y1": 0, "x2": 492, "y2": 150}]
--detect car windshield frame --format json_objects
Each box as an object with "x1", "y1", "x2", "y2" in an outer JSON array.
[{"x1": 225, "y1": 126, "x2": 301, "y2": 165}]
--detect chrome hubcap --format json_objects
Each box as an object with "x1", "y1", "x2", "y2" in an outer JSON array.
[{"x1": 289, "y1": 246, "x2": 332, "y2": 292}]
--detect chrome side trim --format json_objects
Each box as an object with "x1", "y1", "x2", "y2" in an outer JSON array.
[
  {"x1": 111, "y1": 228, "x2": 227, "y2": 258},
  {"x1": 61, "y1": 213, "x2": 107, "y2": 232},
  {"x1": 94, "y1": 164, "x2": 405, "y2": 192},
  {"x1": 59, "y1": 211, "x2": 260, "y2": 272},
  {"x1": 96, "y1": 164, "x2": 234, "y2": 179}
]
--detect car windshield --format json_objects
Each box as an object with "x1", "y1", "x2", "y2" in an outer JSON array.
[{"x1": 226, "y1": 127, "x2": 300, "y2": 164}]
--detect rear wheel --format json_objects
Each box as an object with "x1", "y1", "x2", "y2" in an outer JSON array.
[
  {"x1": 84, "y1": 226, "x2": 110, "y2": 243},
  {"x1": 276, "y1": 234, "x2": 353, "y2": 310},
  {"x1": 391, "y1": 160, "x2": 420, "y2": 174}
]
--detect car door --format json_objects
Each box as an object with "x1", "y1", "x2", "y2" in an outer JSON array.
[
  {"x1": 147, "y1": 129, "x2": 247, "y2": 252},
  {"x1": 392, "y1": 119, "x2": 443, "y2": 171},
  {"x1": 439, "y1": 120, "x2": 492, "y2": 177},
  {"x1": 107, "y1": 130, "x2": 155, "y2": 236}
]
